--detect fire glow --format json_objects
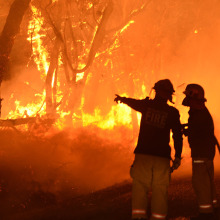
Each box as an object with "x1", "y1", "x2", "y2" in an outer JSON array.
[
  {"x1": 1, "y1": 1, "x2": 220, "y2": 195},
  {"x1": 1, "y1": 2, "x2": 198, "y2": 162},
  {"x1": 4, "y1": 2, "x2": 139, "y2": 133}
]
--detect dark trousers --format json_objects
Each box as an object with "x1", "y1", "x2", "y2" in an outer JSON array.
[
  {"x1": 130, "y1": 154, "x2": 170, "y2": 220},
  {"x1": 192, "y1": 158, "x2": 218, "y2": 213}
]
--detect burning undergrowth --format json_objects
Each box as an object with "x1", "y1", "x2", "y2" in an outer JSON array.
[
  {"x1": 0, "y1": 116, "x2": 219, "y2": 219},
  {"x1": 0, "y1": 125, "x2": 134, "y2": 208}
]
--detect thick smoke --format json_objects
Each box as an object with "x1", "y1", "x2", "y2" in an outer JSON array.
[{"x1": 0, "y1": 126, "x2": 134, "y2": 197}]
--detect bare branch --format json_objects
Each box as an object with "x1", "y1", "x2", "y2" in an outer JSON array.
[
  {"x1": 70, "y1": 0, "x2": 114, "y2": 75},
  {"x1": 107, "y1": 0, "x2": 152, "y2": 34}
]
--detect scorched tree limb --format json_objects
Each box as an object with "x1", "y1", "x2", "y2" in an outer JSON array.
[{"x1": 0, "y1": 0, "x2": 31, "y2": 84}]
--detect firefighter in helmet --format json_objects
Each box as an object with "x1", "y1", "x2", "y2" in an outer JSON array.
[
  {"x1": 114, "y1": 79, "x2": 183, "y2": 220},
  {"x1": 182, "y1": 84, "x2": 219, "y2": 220}
]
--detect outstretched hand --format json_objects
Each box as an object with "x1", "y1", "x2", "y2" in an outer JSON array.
[
  {"x1": 114, "y1": 94, "x2": 123, "y2": 103},
  {"x1": 170, "y1": 157, "x2": 181, "y2": 173}
]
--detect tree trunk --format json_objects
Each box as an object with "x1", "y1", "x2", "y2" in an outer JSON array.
[
  {"x1": 44, "y1": 0, "x2": 63, "y2": 115},
  {"x1": 0, "y1": 0, "x2": 31, "y2": 83},
  {"x1": 45, "y1": 38, "x2": 61, "y2": 115}
]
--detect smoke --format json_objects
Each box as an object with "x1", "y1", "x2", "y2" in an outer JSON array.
[
  {"x1": 0, "y1": 126, "x2": 134, "y2": 200},
  {"x1": 117, "y1": 0, "x2": 220, "y2": 173}
]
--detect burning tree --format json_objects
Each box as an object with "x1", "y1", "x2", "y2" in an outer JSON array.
[
  {"x1": 0, "y1": 0, "x2": 151, "y2": 130},
  {"x1": 0, "y1": 0, "x2": 152, "y2": 201},
  {"x1": 0, "y1": 0, "x2": 31, "y2": 83},
  {"x1": 1, "y1": 0, "x2": 217, "y2": 131}
]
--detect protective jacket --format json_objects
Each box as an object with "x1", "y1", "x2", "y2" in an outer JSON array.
[
  {"x1": 188, "y1": 107, "x2": 216, "y2": 159},
  {"x1": 121, "y1": 96, "x2": 183, "y2": 159}
]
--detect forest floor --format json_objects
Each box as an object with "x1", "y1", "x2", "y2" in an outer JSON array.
[{"x1": 1, "y1": 175, "x2": 220, "y2": 220}]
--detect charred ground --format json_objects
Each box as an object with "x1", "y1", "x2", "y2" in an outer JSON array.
[{"x1": 1, "y1": 173, "x2": 220, "y2": 220}]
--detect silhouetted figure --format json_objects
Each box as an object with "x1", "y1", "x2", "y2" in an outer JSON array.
[
  {"x1": 114, "y1": 79, "x2": 183, "y2": 220},
  {"x1": 182, "y1": 84, "x2": 219, "y2": 220}
]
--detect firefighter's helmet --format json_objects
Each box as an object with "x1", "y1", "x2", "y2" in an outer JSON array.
[
  {"x1": 182, "y1": 84, "x2": 207, "y2": 107},
  {"x1": 153, "y1": 79, "x2": 175, "y2": 103},
  {"x1": 183, "y1": 84, "x2": 206, "y2": 101},
  {"x1": 153, "y1": 79, "x2": 175, "y2": 94}
]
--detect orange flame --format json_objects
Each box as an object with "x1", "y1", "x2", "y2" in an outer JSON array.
[{"x1": 6, "y1": 3, "x2": 143, "y2": 137}]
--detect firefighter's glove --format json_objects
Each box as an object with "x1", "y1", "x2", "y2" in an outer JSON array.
[
  {"x1": 181, "y1": 124, "x2": 189, "y2": 136},
  {"x1": 114, "y1": 94, "x2": 125, "y2": 104},
  {"x1": 182, "y1": 128, "x2": 189, "y2": 137},
  {"x1": 172, "y1": 157, "x2": 181, "y2": 170}
]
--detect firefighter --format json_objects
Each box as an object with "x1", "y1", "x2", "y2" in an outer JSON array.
[
  {"x1": 182, "y1": 84, "x2": 219, "y2": 220},
  {"x1": 114, "y1": 79, "x2": 183, "y2": 220}
]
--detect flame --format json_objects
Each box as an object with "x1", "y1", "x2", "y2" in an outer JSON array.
[
  {"x1": 95, "y1": 21, "x2": 134, "y2": 59},
  {"x1": 7, "y1": 4, "x2": 63, "y2": 122},
  {"x1": 8, "y1": 92, "x2": 46, "y2": 119},
  {"x1": 194, "y1": 29, "x2": 198, "y2": 34},
  {"x1": 51, "y1": 71, "x2": 56, "y2": 88},
  {"x1": 14, "y1": 4, "x2": 49, "y2": 121},
  {"x1": 120, "y1": 20, "x2": 135, "y2": 34},
  {"x1": 27, "y1": 5, "x2": 49, "y2": 79},
  {"x1": 87, "y1": 2, "x2": 93, "y2": 10},
  {"x1": 81, "y1": 104, "x2": 133, "y2": 129},
  {"x1": 76, "y1": 63, "x2": 86, "y2": 82},
  {"x1": 6, "y1": 2, "x2": 141, "y2": 137},
  {"x1": 54, "y1": 110, "x2": 71, "y2": 130}
]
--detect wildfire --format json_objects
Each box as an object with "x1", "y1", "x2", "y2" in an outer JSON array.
[
  {"x1": 27, "y1": 5, "x2": 49, "y2": 79},
  {"x1": 81, "y1": 104, "x2": 133, "y2": 129},
  {"x1": 4, "y1": 3, "x2": 50, "y2": 122},
  {"x1": 4, "y1": 2, "x2": 150, "y2": 139},
  {"x1": 28, "y1": 3, "x2": 136, "y2": 131},
  {"x1": 7, "y1": 91, "x2": 46, "y2": 119}
]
